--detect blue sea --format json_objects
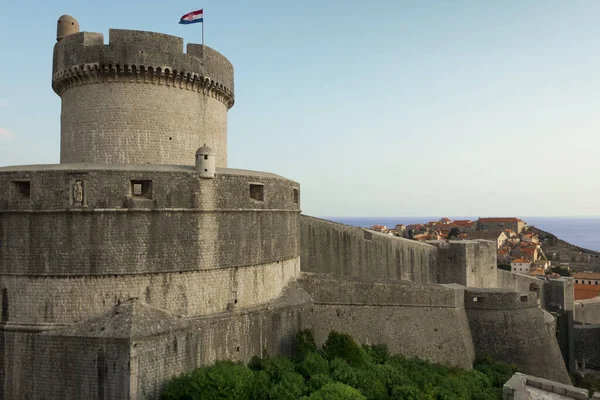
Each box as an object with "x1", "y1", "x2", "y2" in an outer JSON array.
[{"x1": 323, "y1": 216, "x2": 600, "y2": 252}]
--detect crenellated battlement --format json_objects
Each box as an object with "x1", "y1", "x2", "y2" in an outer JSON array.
[
  {"x1": 52, "y1": 30, "x2": 234, "y2": 107},
  {"x1": 53, "y1": 23, "x2": 235, "y2": 167},
  {"x1": 52, "y1": 63, "x2": 233, "y2": 107}
]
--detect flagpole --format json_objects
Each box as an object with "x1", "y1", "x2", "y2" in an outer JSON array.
[{"x1": 202, "y1": 14, "x2": 204, "y2": 45}]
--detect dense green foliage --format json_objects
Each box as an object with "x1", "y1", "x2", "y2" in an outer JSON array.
[
  {"x1": 161, "y1": 331, "x2": 518, "y2": 400},
  {"x1": 497, "y1": 264, "x2": 511, "y2": 271}
]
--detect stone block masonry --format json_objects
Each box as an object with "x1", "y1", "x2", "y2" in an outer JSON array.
[
  {"x1": 0, "y1": 257, "x2": 299, "y2": 324},
  {"x1": 428, "y1": 239, "x2": 498, "y2": 287},
  {"x1": 300, "y1": 216, "x2": 438, "y2": 283},
  {"x1": 574, "y1": 324, "x2": 600, "y2": 370},
  {"x1": 574, "y1": 297, "x2": 600, "y2": 324},
  {"x1": 0, "y1": 283, "x2": 313, "y2": 400},
  {"x1": 0, "y1": 15, "x2": 575, "y2": 400},
  {"x1": 0, "y1": 165, "x2": 301, "y2": 327},
  {"x1": 53, "y1": 30, "x2": 234, "y2": 166},
  {"x1": 299, "y1": 274, "x2": 476, "y2": 369},
  {"x1": 465, "y1": 288, "x2": 571, "y2": 384}
]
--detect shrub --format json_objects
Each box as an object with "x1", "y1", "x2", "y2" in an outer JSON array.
[
  {"x1": 249, "y1": 370, "x2": 272, "y2": 400},
  {"x1": 161, "y1": 330, "x2": 520, "y2": 400},
  {"x1": 390, "y1": 385, "x2": 426, "y2": 400},
  {"x1": 296, "y1": 329, "x2": 318, "y2": 358},
  {"x1": 160, "y1": 361, "x2": 254, "y2": 400},
  {"x1": 262, "y1": 357, "x2": 296, "y2": 382},
  {"x1": 306, "y1": 374, "x2": 334, "y2": 394},
  {"x1": 297, "y1": 352, "x2": 330, "y2": 378},
  {"x1": 363, "y1": 344, "x2": 390, "y2": 365},
  {"x1": 268, "y1": 371, "x2": 306, "y2": 400},
  {"x1": 322, "y1": 332, "x2": 367, "y2": 367},
  {"x1": 308, "y1": 382, "x2": 366, "y2": 400},
  {"x1": 329, "y1": 358, "x2": 357, "y2": 387}
]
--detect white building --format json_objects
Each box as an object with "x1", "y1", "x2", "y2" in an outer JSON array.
[{"x1": 511, "y1": 258, "x2": 532, "y2": 275}]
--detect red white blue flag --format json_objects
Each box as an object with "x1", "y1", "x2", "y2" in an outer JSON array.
[{"x1": 179, "y1": 9, "x2": 203, "y2": 24}]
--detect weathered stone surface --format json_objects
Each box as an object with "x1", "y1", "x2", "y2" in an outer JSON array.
[
  {"x1": 52, "y1": 30, "x2": 234, "y2": 166},
  {"x1": 574, "y1": 297, "x2": 600, "y2": 324},
  {"x1": 429, "y1": 239, "x2": 498, "y2": 287},
  {"x1": 574, "y1": 324, "x2": 600, "y2": 370},
  {"x1": 300, "y1": 215, "x2": 437, "y2": 283},
  {"x1": 0, "y1": 19, "x2": 576, "y2": 400},
  {"x1": 0, "y1": 283, "x2": 313, "y2": 400},
  {"x1": 467, "y1": 304, "x2": 571, "y2": 384},
  {"x1": 299, "y1": 274, "x2": 475, "y2": 369}
]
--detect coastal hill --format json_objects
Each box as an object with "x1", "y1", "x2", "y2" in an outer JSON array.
[{"x1": 531, "y1": 226, "x2": 600, "y2": 271}]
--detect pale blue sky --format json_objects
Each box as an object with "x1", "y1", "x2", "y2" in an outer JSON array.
[{"x1": 0, "y1": 1, "x2": 599, "y2": 217}]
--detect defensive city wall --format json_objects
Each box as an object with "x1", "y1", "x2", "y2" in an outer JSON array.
[
  {"x1": 299, "y1": 217, "x2": 570, "y2": 382},
  {"x1": 0, "y1": 15, "x2": 575, "y2": 399}
]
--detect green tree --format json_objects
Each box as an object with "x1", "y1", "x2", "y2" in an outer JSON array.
[
  {"x1": 322, "y1": 332, "x2": 367, "y2": 367},
  {"x1": 308, "y1": 382, "x2": 366, "y2": 400},
  {"x1": 297, "y1": 352, "x2": 330, "y2": 378},
  {"x1": 296, "y1": 329, "x2": 318, "y2": 359},
  {"x1": 161, "y1": 361, "x2": 254, "y2": 400},
  {"x1": 448, "y1": 227, "x2": 461, "y2": 240}
]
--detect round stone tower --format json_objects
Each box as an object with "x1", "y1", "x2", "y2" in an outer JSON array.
[{"x1": 52, "y1": 19, "x2": 234, "y2": 167}]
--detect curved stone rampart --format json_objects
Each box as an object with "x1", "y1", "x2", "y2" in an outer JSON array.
[
  {"x1": 0, "y1": 165, "x2": 300, "y2": 275},
  {"x1": 0, "y1": 257, "x2": 300, "y2": 324},
  {"x1": 465, "y1": 288, "x2": 571, "y2": 384},
  {"x1": 0, "y1": 165, "x2": 300, "y2": 325},
  {"x1": 52, "y1": 30, "x2": 234, "y2": 166}
]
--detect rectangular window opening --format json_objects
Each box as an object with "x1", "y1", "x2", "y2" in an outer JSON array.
[
  {"x1": 363, "y1": 231, "x2": 372, "y2": 241},
  {"x1": 520, "y1": 295, "x2": 528, "y2": 303},
  {"x1": 472, "y1": 296, "x2": 482, "y2": 303},
  {"x1": 293, "y1": 188, "x2": 299, "y2": 204},
  {"x1": 130, "y1": 180, "x2": 152, "y2": 199},
  {"x1": 12, "y1": 180, "x2": 30, "y2": 198},
  {"x1": 249, "y1": 183, "x2": 264, "y2": 201}
]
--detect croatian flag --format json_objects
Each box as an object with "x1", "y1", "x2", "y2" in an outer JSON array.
[{"x1": 179, "y1": 9, "x2": 203, "y2": 24}]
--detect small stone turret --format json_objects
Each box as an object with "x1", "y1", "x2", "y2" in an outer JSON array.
[
  {"x1": 196, "y1": 145, "x2": 216, "y2": 178},
  {"x1": 56, "y1": 15, "x2": 79, "y2": 41}
]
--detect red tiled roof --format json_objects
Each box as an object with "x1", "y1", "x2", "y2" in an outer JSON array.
[
  {"x1": 512, "y1": 258, "x2": 532, "y2": 263},
  {"x1": 573, "y1": 272, "x2": 600, "y2": 280}
]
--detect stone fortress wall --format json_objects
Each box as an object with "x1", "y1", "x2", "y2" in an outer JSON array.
[
  {"x1": 299, "y1": 274, "x2": 476, "y2": 369},
  {"x1": 300, "y1": 216, "x2": 438, "y2": 283},
  {"x1": 0, "y1": 15, "x2": 575, "y2": 399},
  {"x1": 465, "y1": 288, "x2": 571, "y2": 384},
  {"x1": 53, "y1": 29, "x2": 234, "y2": 166},
  {"x1": 573, "y1": 297, "x2": 600, "y2": 371},
  {"x1": 0, "y1": 284, "x2": 313, "y2": 399},
  {"x1": 0, "y1": 165, "x2": 301, "y2": 324},
  {"x1": 299, "y1": 216, "x2": 570, "y2": 384}
]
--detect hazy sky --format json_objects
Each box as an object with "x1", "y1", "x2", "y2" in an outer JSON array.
[{"x1": 0, "y1": 1, "x2": 598, "y2": 217}]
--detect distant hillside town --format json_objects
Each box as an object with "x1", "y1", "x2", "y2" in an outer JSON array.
[{"x1": 369, "y1": 217, "x2": 600, "y2": 300}]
